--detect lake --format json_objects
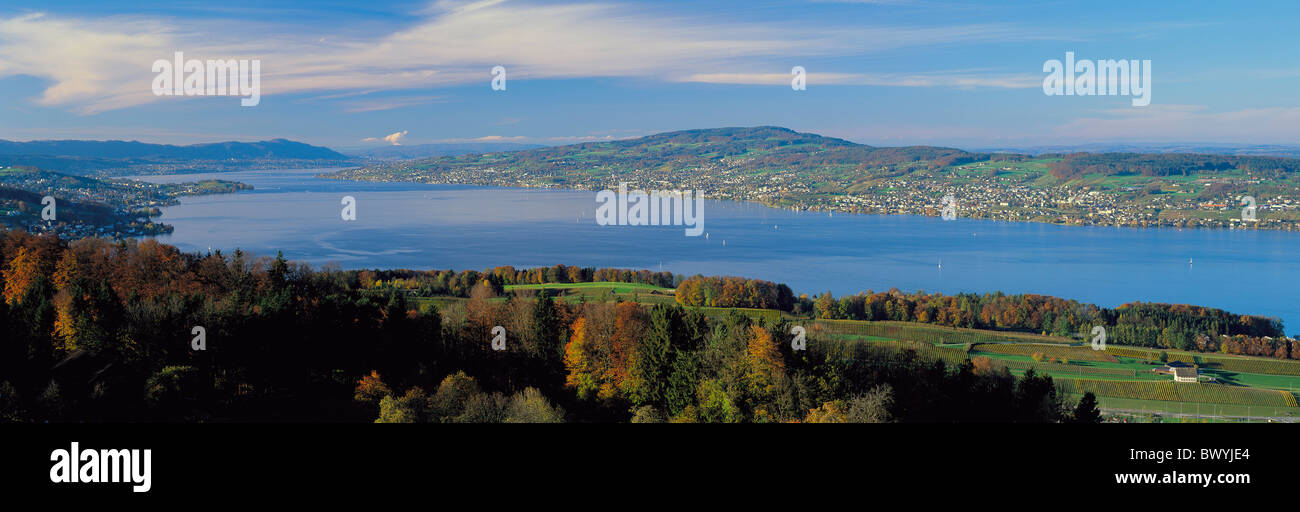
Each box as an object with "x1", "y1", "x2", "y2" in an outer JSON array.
[{"x1": 132, "y1": 168, "x2": 1300, "y2": 334}]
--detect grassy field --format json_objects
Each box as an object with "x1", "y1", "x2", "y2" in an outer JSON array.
[
  {"x1": 972, "y1": 342, "x2": 1118, "y2": 363},
  {"x1": 804, "y1": 318, "x2": 1300, "y2": 421},
  {"x1": 812, "y1": 319, "x2": 1075, "y2": 345}
]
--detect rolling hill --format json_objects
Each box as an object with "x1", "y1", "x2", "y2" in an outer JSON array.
[{"x1": 0, "y1": 138, "x2": 353, "y2": 176}]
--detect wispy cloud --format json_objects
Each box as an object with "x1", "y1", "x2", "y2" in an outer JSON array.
[
  {"x1": 343, "y1": 95, "x2": 445, "y2": 113},
  {"x1": 0, "y1": 0, "x2": 1062, "y2": 114},
  {"x1": 680, "y1": 70, "x2": 1039, "y2": 88},
  {"x1": 1052, "y1": 105, "x2": 1300, "y2": 143}
]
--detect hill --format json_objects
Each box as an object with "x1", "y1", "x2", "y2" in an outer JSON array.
[
  {"x1": 0, "y1": 165, "x2": 250, "y2": 238},
  {"x1": 0, "y1": 138, "x2": 353, "y2": 176},
  {"x1": 328, "y1": 126, "x2": 1300, "y2": 230},
  {"x1": 331, "y1": 126, "x2": 991, "y2": 186}
]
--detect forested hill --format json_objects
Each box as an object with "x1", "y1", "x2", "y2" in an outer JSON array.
[
  {"x1": 0, "y1": 138, "x2": 352, "y2": 176},
  {"x1": 332, "y1": 126, "x2": 1002, "y2": 184},
  {"x1": 0, "y1": 138, "x2": 346, "y2": 160}
]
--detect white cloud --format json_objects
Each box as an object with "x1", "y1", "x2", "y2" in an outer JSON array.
[
  {"x1": 0, "y1": 1, "x2": 1049, "y2": 114},
  {"x1": 0, "y1": 13, "x2": 176, "y2": 113},
  {"x1": 363, "y1": 130, "x2": 409, "y2": 145}
]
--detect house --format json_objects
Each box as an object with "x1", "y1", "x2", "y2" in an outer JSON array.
[
  {"x1": 1172, "y1": 367, "x2": 1199, "y2": 383},
  {"x1": 1151, "y1": 361, "x2": 1200, "y2": 382}
]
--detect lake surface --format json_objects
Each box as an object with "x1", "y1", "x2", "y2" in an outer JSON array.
[{"x1": 133, "y1": 168, "x2": 1300, "y2": 334}]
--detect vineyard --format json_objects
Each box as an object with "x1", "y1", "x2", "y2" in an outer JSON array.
[
  {"x1": 973, "y1": 343, "x2": 1119, "y2": 363},
  {"x1": 1056, "y1": 379, "x2": 1298, "y2": 408},
  {"x1": 1105, "y1": 347, "x2": 1300, "y2": 376}
]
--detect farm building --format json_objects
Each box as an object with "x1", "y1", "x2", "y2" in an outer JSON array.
[
  {"x1": 1151, "y1": 361, "x2": 1202, "y2": 382},
  {"x1": 1172, "y1": 367, "x2": 1199, "y2": 383}
]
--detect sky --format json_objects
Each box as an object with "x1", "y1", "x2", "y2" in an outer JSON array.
[{"x1": 1, "y1": 0, "x2": 1298, "y2": 150}]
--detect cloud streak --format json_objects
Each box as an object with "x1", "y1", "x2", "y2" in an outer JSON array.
[
  {"x1": 0, "y1": 0, "x2": 1057, "y2": 114},
  {"x1": 1053, "y1": 105, "x2": 1300, "y2": 143}
]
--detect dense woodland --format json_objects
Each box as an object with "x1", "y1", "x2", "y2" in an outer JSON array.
[
  {"x1": 1045, "y1": 152, "x2": 1300, "y2": 181},
  {"x1": 0, "y1": 230, "x2": 1105, "y2": 423},
  {"x1": 807, "y1": 290, "x2": 1292, "y2": 358},
  {"x1": 361, "y1": 264, "x2": 676, "y2": 297},
  {"x1": 673, "y1": 275, "x2": 795, "y2": 310}
]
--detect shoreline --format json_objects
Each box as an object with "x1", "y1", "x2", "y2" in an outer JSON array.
[{"x1": 318, "y1": 170, "x2": 1300, "y2": 233}]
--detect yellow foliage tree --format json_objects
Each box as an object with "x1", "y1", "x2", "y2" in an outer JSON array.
[
  {"x1": 2, "y1": 246, "x2": 40, "y2": 306},
  {"x1": 563, "y1": 316, "x2": 599, "y2": 399},
  {"x1": 805, "y1": 401, "x2": 848, "y2": 423},
  {"x1": 746, "y1": 325, "x2": 785, "y2": 396}
]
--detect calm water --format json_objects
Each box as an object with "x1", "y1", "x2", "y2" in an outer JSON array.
[{"x1": 133, "y1": 168, "x2": 1300, "y2": 334}]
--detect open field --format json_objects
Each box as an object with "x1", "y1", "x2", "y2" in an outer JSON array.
[
  {"x1": 1065, "y1": 394, "x2": 1300, "y2": 422},
  {"x1": 812, "y1": 319, "x2": 1075, "y2": 345},
  {"x1": 972, "y1": 342, "x2": 1118, "y2": 363},
  {"x1": 804, "y1": 318, "x2": 1300, "y2": 422}
]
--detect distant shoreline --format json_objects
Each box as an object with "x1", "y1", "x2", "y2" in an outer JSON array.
[{"x1": 318, "y1": 169, "x2": 1300, "y2": 233}]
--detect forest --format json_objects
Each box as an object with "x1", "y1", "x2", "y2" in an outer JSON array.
[
  {"x1": 360, "y1": 264, "x2": 677, "y2": 297},
  {"x1": 0, "y1": 229, "x2": 1101, "y2": 423},
  {"x1": 1045, "y1": 152, "x2": 1300, "y2": 181},
  {"x1": 807, "y1": 289, "x2": 1291, "y2": 358}
]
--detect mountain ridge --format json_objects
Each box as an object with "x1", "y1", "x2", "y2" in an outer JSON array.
[
  {"x1": 0, "y1": 138, "x2": 352, "y2": 175},
  {"x1": 0, "y1": 138, "x2": 348, "y2": 160}
]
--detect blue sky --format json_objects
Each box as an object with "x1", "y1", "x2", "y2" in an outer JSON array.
[{"x1": 1, "y1": 0, "x2": 1298, "y2": 150}]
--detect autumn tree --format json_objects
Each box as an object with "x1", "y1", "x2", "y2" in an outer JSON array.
[
  {"x1": 504, "y1": 387, "x2": 565, "y2": 423},
  {"x1": 376, "y1": 387, "x2": 429, "y2": 423},
  {"x1": 353, "y1": 370, "x2": 391, "y2": 407}
]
